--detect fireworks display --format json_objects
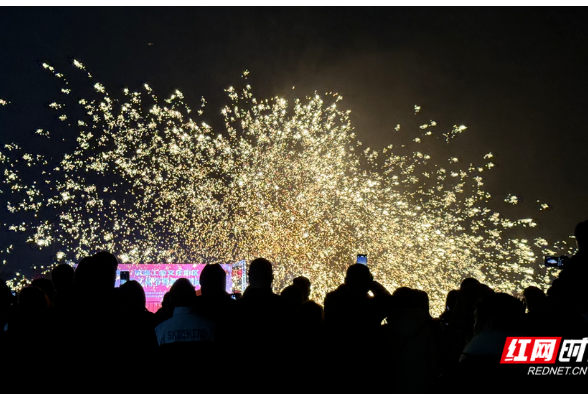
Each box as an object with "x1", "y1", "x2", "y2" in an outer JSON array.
[{"x1": 0, "y1": 60, "x2": 576, "y2": 315}]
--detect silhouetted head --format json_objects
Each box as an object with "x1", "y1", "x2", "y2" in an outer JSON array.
[
  {"x1": 169, "y1": 278, "x2": 196, "y2": 307},
  {"x1": 575, "y1": 220, "x2": 588, "y2": 250},
  {"x1": 293, "y1": 276, "x2": 311, "y2": 302},
  {"x1": 460, "y1": 277, "x2": 480, "y2": 290},
  {"x1": 474, "y1": 292, "x2": 525, "y2": 335},
  {"x1": 51, "y1": 264, "x2": 74, "y2": 293},
  {"x1": 299, "y1": 300, "x2": 324, "y2": 328},
  {"x1": 345, "y1": 263, "x2": 373, "y2": 293},
  {"x1": 522, "y1": 286, "x2": 546, "y2": 313},
  {"x1": 445, "y1": 289, "x2": 459, "y2": 312},
  {"x1": 200, "y1": 263, "x2": 227, "y2": 295},
  {"x1": 120, "y1": 280, "x2": 146, "y2": 313},
  {"x1": 161, "y1": 291, "x2": 172, "y2": 308},
  {"x1": 392, "y1": 287, "x2": 422, "y2": 312},
  {"x1": 248, "y1": 258, "x2": 274, "y2": 289},
  {"x1": 415, "y1": 289, "x2": 430, "y2": 315},
  {"x1": 93, "y1": 251, "x2": 119, "y2": 289},
  {"x1": 75, "y1": 256, "x2": 97, "y2": 292},
  {"x1": 31, "y1": 278, "x2": 55, "y2": 307},
  {"x1": 280, "y1": 284, "x2": 303, "y2": 306}
]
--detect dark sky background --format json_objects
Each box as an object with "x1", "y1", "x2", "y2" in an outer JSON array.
[{"x1": 1, "y1": 7, "x2": 587, "y2": 278}]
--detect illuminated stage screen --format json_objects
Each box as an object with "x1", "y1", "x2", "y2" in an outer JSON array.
[{"x1": 115, "y1": 262, "x2": 246, "y2": 312}]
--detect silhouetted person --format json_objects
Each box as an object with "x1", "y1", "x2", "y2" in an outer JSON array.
[
  {"x1": 70, "y1": 255, "x2": 126, "y2": 383},
  {"x1": 154, "y1": 278, "x2": 215, "y2": 345},
  {"x1": 52, "y1": 263, "x2": 74, "y2": 292},
  {"x1": 380, "y1": 287, "x2": 439, "y2": 392},
  {"x1": 519, "y1": 285, "x2": 547, "y2": 336},
  {"x1": 120, "y1": 280, "x2": 158, "y2": 350},
  {"x1": 442, "y1": 279, "x2": 493, "y2": 372},
  {"x1": 236, "y1": 258, "x2": 294, "y2": 344},
  {"x1": 31, "y1": 278, "x2": 55, "y2": 309},
  {"x1": 539, "y1": 220, "x2": 588, "y2": 340},
  {"x1": 4, "y1": 286, "x2": 54, "y2": 368},
  {"x1": 298, "y1": 298, "x2": 323, "y2": 331},
  {"x1": 523, "y1": 285, "x2": 546, "y2": 314},
  {"x1": 548, "y1": 220, "x2": 588, "y2": 312},
  {"x1": 234, "y1": 258, "x2": 295, "y2": 387},
  {"x1": 291, "y1": 275, "x2": 324, "y2": 342},
  {"x1": 154, "y1": 277, "x2": 217, "y2": 386},
  {"x1": 440, "y1": 292, "x2": 528, "y2": 392},
  {"x1": 471, "y1": 293, "x2": 525, "y2": 338},
  {"x1": 154, "y1": 291, "x2": 174, "y2": 326},
  {"x1": 74, "y1": 256, "x2": 95, "y2": 297},
  {"x1": 323, "y1": 263, "x2": 390, "y2": 390},
  {"x1": 194, "y1": 263, "x2": 235, "y2": 343},
  {"x1": 439, "y1": 289, "x2": 459, "y2": 328},
  {"x1": 293, "y1": 276, "x2": 311, "y2": 302},
  {"x1": 280, "y1": 284, "x2": 303, "y2": 306},
  {"x1": 51, "y1": 263, "x2": 75, "y2": 311},
  {"x1": 324, "y1": 263, "x2": 389, "y2": 338},
  {"x1": 460, "y1": 277, "x2": 480, "y2": 290},
  {"x1": 92, "y1": 251, "x2": 119, "y2": 289}
]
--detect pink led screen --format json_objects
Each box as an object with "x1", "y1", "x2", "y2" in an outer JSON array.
[{"x1": 115, "y1": 263, "x2": 243, "y2": 312}]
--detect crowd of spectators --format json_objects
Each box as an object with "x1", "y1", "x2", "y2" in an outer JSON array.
[{"x1": 1, "y1": 220, "x2": 587, "y2": 393}]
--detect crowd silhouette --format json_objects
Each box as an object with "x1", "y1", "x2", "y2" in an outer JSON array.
[{"x1": 1, "y1": 220, "x2": 587, "y2": 393}]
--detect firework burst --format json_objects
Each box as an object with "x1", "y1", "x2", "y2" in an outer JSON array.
[{"x1": 0, "y1": 60, "x2": 574, "y2": 314}]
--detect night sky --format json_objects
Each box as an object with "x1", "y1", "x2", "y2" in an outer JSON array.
[{"x1": 1, "y1": 7, "x2": 587, "y2": 279}]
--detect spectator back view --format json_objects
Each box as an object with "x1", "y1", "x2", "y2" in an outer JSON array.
[
  {"x1": 548, "y1": 220, "x2": 588, "y2": 312},
  {"x1": 235, "y1": 258, "x2": 294, "y2": 350},
  {"x1": 155, "y1": 278, "x2": 215, "y2": 346},
  {"x1": 324, "y1": 263, "x2": 388, "y2": 339}
]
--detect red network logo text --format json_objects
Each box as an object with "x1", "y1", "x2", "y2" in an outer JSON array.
[{"x1": 501, "y1": 337, "x2": 588, "y2": 364}]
